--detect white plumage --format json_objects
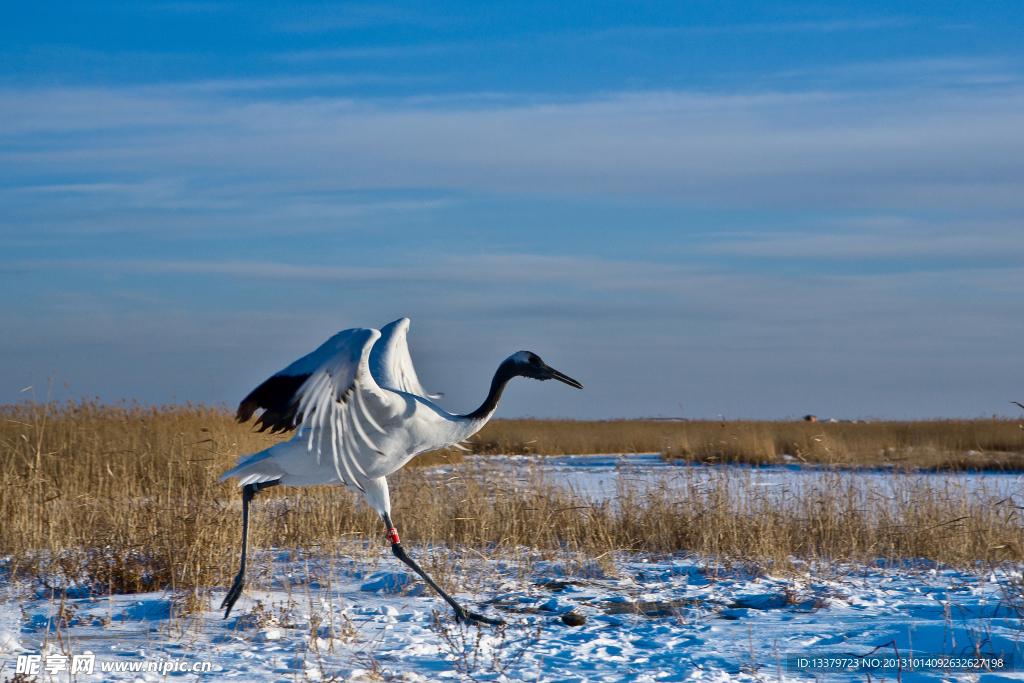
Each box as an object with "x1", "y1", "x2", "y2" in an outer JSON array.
[
  {"x1": 220, "y1": 320, "x2": 489, "y2": 516},
  {"x1": 218, "y1": 317, "x2": 582, "y2": 623}
]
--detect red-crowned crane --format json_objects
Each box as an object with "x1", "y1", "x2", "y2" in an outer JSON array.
[{"x1": 219, "y1": 318, "x2": 583, "y2": 624}]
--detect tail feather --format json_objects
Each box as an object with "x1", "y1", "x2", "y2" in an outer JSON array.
[{"x1": 219, "y1": 451, "x2": 286, "y2": 485}]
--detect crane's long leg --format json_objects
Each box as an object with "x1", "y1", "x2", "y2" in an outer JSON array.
[
  {"x1": 381, "y1": 513, "x2": 504, "y2": 626},
  {"x1": 222, "y1": 480, "x2": 280, "y2": 619}
]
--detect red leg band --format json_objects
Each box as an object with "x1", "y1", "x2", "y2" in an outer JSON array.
[{"x1": 387, "y1": 527, "x2": 401, "y2": 545}]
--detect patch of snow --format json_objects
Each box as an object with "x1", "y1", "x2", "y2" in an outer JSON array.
[
  {"x1": 0, "y1": 601, "x2": 22, "y2": 655},
  {"x1": 4, "y1": 553, "x2": 1023, "y2": 682}
]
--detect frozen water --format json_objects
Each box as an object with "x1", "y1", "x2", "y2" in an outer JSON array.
[{"x1": 450, "y1": 453, "x2": 1024, "y2": 504}]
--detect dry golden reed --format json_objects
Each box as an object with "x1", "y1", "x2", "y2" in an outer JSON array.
[{"x1": 2, "y1": 400, "x2": 1023, "y2": 600}]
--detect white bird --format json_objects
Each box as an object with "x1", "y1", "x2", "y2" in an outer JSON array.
[{"x1": 219, "y1": 318, "x2": 583, "y2": 623}]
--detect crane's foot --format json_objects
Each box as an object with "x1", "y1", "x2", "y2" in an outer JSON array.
[
  {"x1": 454, "y1": 606, "x2": 505, "y2": 626},
  {"x1": 389, "y1": 538, "x2": 505, "y2": 626},
  {"x1": 221, "y1": 572, "x2": 245, "y2": 619}
]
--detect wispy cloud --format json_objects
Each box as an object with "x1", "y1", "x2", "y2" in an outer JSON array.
[
  {"x1": 3, "y1": 81, "x2": 1023, "y2": 220},
  {"x1": 149, "y1": 2, "x2": 231, "y2": 12},
  {"x1": 7, "y1": 254, "x2": 708, "y2": 291},
  {"x1": 591, "y1": 17, "x2": 920, "y2": 41},
  {"x1": 274, "y1": 43, "x2": 466, "y2": 61},
  {"x1": 769, "y1": 57, "x2": 1022, "y2": 88},
  {"x1": 13, "y1": 252, "x2": 1024, "y2": 307},
  {"x1": 695, "y1": 221, "x2": 1024, "y2": 262},
  {"x1": 271, "y1": 4, "x2": 437, "y2": 34}
]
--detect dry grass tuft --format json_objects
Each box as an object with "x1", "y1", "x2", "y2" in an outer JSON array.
[
  {"x1": 0, "y1": 399, "x2": 283, "y2": 596},
  {"x1": 2, "y1": 401, "x2": 1024, "y2": 602}
]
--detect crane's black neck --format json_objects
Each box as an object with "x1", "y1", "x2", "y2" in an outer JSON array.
[{"x1": 460, "y1": 360, "x2": 518, "y2": 420}]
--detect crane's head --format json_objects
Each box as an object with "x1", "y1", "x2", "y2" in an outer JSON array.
[{"x1": 505, "y1": 351, "x2": 583, "y2": 389}]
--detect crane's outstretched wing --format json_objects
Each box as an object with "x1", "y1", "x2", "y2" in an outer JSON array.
[
  {"x1": 237, "y1": 328, "x2": 367, "y2": 432},
  {"x1": 369, "y1": 317, "x2": 441, "y2": 399},
  {"x1": 236, "y1": 328, "x2": 393, "y2": 490}
]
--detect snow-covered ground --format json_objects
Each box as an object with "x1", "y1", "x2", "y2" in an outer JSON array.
[
  {"x1": 3, "y1": 456, "x2": 1024, "y2": 682},
  {"x1": 3, "y1": 554, "x2": 1022, "y2": 682}
]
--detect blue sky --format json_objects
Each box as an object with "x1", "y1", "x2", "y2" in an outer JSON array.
[{"x1": 2, "y1": 1, "x2": 1023, "y2": 419}]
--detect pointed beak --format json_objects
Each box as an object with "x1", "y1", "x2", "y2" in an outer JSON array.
[{"x1": 547, "y1": 366, "x2": 583, "y2": 389}]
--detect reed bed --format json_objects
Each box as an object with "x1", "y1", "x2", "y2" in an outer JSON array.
[{"x1": 2, "y1": 400, "x2": 1023, "y2": 601}]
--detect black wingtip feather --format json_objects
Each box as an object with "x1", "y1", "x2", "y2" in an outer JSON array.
[
  {"x1": 236, "y1": 373, "x2": 312, "y2": 434},
  {"x1": 236, "y1": 399, "x2": 260, "y2": 423}
]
